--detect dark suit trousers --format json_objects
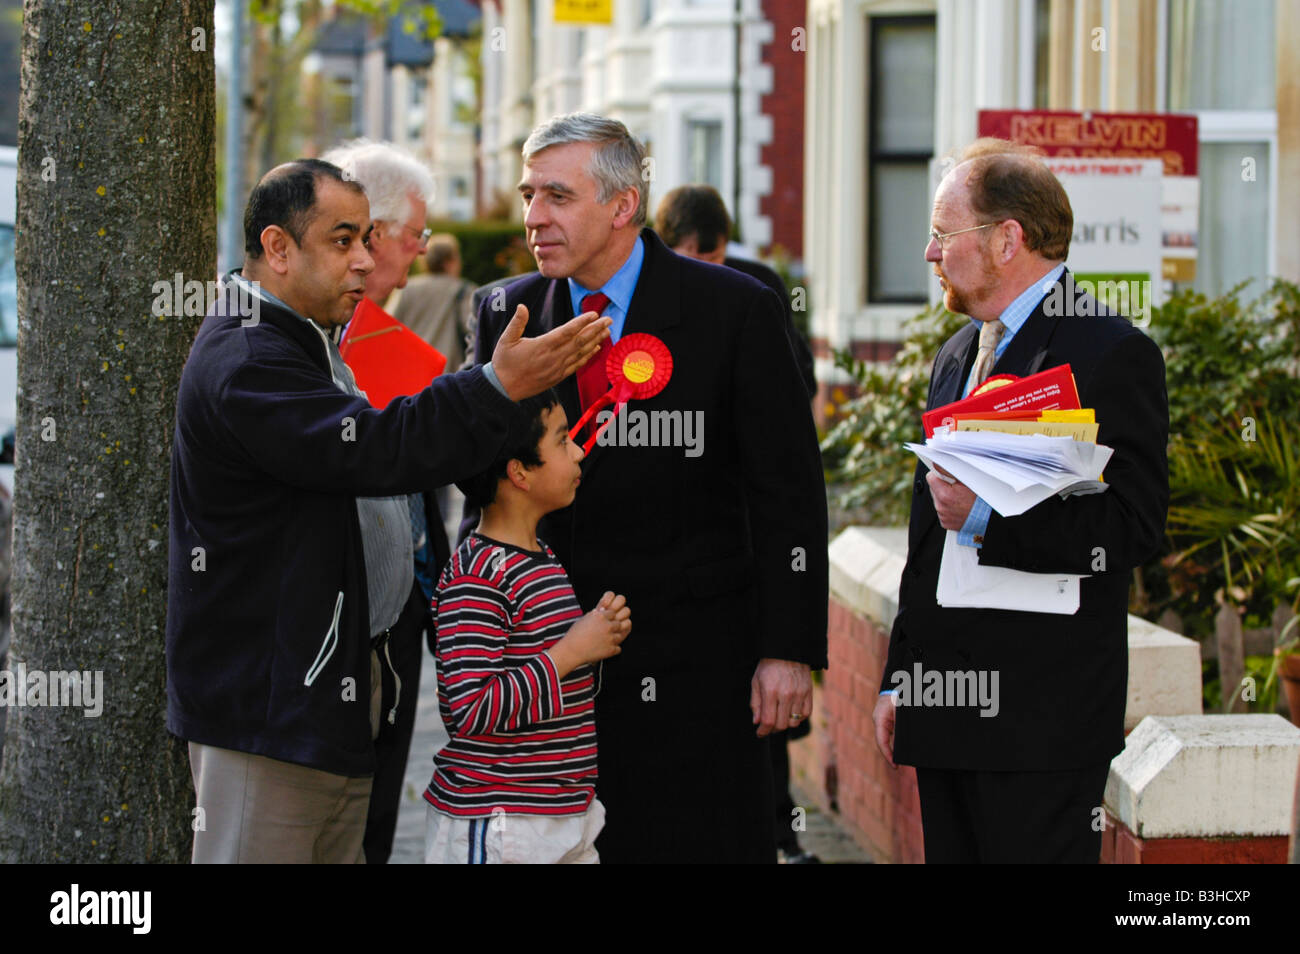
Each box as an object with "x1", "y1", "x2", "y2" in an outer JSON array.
[
  {"x1": 594, "y1": 670, "x2": 777, "y2": 864},
  {"x1": 916, "y1": 763, "x2": 1110, "y2": 863},
  {"x1": 363, "y1": 582, "x2": 427, "y2": 864}
]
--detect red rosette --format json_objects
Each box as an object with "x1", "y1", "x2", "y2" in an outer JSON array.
[
  {"x1": 568, "y1": 333, "x2": 674, "y2": 453},
  {"x1": 606, "y1": 332, "x2": 673, "y2": 401}
]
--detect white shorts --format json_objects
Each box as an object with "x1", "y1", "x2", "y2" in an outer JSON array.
[{"x1": 424, "y1": 799, "x2": 605, "y2": 864}]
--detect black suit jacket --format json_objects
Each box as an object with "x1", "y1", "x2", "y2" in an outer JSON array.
[
  {"x1": 468, "y1": 228, "x2": 828, "y2": 861},
  {"x1": 723, "y1": 256, "x2": 816, "y2": 399},
  {"x1": 883, "y1": 270, "x2": 1169, "y2": 771}
]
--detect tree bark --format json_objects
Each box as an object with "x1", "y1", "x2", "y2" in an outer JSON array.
[{"x1": 0, "y1": 0, "x2": 214, "y2": 862}]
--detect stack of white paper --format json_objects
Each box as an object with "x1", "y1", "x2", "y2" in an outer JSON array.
[
  {"x1": 904, "y1": 430, "x2": 1115, "y2": 615},
  {"x1": 904, "y1": 430, "x2": 1113, "y2": 517},
  {"x1": 935, "y1": 530, "x2": 1082, "y2": 614}
]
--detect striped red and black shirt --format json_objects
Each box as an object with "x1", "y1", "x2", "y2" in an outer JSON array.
[{"x1": 424, "y1": 533, "x2": 597, "y2": 817}]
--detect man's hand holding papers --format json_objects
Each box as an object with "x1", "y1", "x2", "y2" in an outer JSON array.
[
  {"x1": 904, "y1": 364, "x2": 1115, "y2": 614},
  {"x1": 906, "y1": 427, "x2": 1114, "y2": 614},
  {"x1": 905, "y1": 429, "x2": 1113, "y2": 518},
  {"x1": 926, "y1": 465, "x2": 976, "y2": 531}
]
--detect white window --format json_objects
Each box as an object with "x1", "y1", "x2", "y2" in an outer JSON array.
[
  {"x1": 1165, "y1": 0, "x2": 1277, "y2": 294},
  {"x1": 868, "y1": 16, "x2": 937, "y2": 303},
  {"x1": 686, "y1": 119, "x2": 723, "y2": 193}
]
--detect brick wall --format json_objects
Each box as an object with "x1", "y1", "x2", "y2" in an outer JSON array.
[
  {"x1": 789, "y1": 595, "x2": 925, "y2": 863},
  {"x1": 758, "y1": 0, "x2": 805, "y2": 259},
  {"x1": 1102, "y1": 812, "x2": 1290, "y2": 863}
]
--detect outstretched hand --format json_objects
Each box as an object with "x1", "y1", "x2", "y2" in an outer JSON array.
[{"x1": 491, "y1": 304, "x2": 612, "y2": 401}]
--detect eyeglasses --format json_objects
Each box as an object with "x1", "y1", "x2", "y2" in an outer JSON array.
[
  {"x1": 404, "y1": 225, "x2": 433, "y2": 244},
  {"x1": 928, "y1": 222, "x2": 995, "y2": 251}
]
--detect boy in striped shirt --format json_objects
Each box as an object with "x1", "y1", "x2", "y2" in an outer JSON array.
[{"x1": 424, "y1": 389, "x2": 632, "y2": 863}]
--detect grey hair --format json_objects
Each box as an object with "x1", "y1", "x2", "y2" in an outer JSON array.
[
  {"x1": 522, "y1": 113, "x2": 648, "y2": 226},
  {"x1": 321, "y1": 139, "x2": 435, "y2": 235}
]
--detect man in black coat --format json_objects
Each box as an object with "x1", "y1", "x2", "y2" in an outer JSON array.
[
  {"x1": 467, "y1": 113, "x2": 829, "y2": 863},
  {"x1": 654, "y1": 183, "x2": 816, "y2": 401},
  {"x1": 872, "y1": 141, "x2": 1169, "y2": 863},
  {"x1": 653, "y1": 182, "x2": 820, "y2": 860}
]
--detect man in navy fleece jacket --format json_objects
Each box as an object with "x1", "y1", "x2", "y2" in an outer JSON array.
[{"x1": 166, "y1": 159, "x2": 610, "y2": 863}]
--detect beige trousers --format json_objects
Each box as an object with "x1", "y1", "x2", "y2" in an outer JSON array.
[{"x1": 187, "y1": 652, "x2": 383, "y2": 864}]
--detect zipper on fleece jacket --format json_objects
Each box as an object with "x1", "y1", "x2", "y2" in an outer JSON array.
[{"x1": 305, "y1": 591, "x2": 345, "y2": 686}]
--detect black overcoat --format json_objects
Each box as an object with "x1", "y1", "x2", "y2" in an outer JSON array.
[
  {"x1": 468, "y1": 228, "x2": 829, "y2": 862},
  {"x1": 884, "y1": 271, "x2": 1169, "y2": 771}
]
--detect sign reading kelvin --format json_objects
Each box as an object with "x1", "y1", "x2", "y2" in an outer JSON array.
[{"x1": 978, "y1": 109, "x2": 1200, "y2": 283}]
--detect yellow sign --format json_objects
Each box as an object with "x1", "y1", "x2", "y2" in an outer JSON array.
[{"x1": 555, "y1": 0, "x2": 613, "y2": 24}]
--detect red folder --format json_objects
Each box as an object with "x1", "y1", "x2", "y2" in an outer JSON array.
[
  {"x1": 338, "y1": 298, "x2": 447, "y2": 409},
  {"x1": 922, "y1": 363, "x2": 1081, "y2": 437}
]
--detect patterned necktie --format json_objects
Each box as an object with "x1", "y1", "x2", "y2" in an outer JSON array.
[
  {"x1": 576, "y1": 292, "x2": 612, "y2": 420},
  {"x1": 969, "y1": 318, "x2": 1006, "y2": 393}
]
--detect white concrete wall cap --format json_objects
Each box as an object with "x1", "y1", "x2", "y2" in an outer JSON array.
[{"x1": 1106, "y1": 715, "x2": 1300, "y2": 839}]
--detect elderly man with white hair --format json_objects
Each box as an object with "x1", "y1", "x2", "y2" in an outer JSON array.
[
  {"x1": 319, "y1": 139, "x2": 441, "y2": 864},
  {"x1": 322, "y1": 139, "x2": 435, "y2": 308}
]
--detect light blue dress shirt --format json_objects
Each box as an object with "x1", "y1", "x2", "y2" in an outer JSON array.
[
  {"x1": 957, "y1": 263, "x2": 1066, "y2": 547},
  {"x1": 567, "y1": 235, "x2": 646, "y2": 343}
]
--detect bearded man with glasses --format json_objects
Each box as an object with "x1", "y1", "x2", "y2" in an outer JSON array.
[{"x1": 872, "y1": 139, "x2": 1170, "y2": 864}]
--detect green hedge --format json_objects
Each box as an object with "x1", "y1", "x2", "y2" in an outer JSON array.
[{"x1": 426, "y1": 219, "x2": 536, "y2": 287}]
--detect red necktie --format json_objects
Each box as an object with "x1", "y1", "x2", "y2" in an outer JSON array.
[{"x1": 576, "y1": 292, "x2": 612, "y2": 420}]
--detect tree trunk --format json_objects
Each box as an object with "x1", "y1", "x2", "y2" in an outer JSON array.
[{"x1": 0, "y1": 0, "x2": 215, "y2": 862}]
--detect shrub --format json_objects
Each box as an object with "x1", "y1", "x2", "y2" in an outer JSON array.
[
  {"x1": 820, "y1": 304, "x2": 966, "y2": 525},
  {"x1": 426, "y1": 219, "x2": 535, "y2": 287},
  {"x1": 1146, "y1": 280, "x2": 1300, "y2": 636}
]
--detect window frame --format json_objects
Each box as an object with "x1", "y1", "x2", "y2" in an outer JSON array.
[
  {"x1": 684, "y1": 117, "x2": 725, "y2": 194},
  {"x1": 1157, "y1": 0, "x2": 1279, "y2": 286},
  {"x1": 866, "y1": 13, "x2": 937, "y2": 305}
]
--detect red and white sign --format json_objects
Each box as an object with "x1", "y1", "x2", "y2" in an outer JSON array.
[{"x1": 978, "y1": 110, "x2": 1199, "y2": 281}]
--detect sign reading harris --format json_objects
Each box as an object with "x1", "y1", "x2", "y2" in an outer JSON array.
[
  {"x1": 977, "y1": 109, "x2": 1200, "y2": 283},
  {"x1": 1043, "y1": 157, "x2": 1164, "y2": 321}
]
